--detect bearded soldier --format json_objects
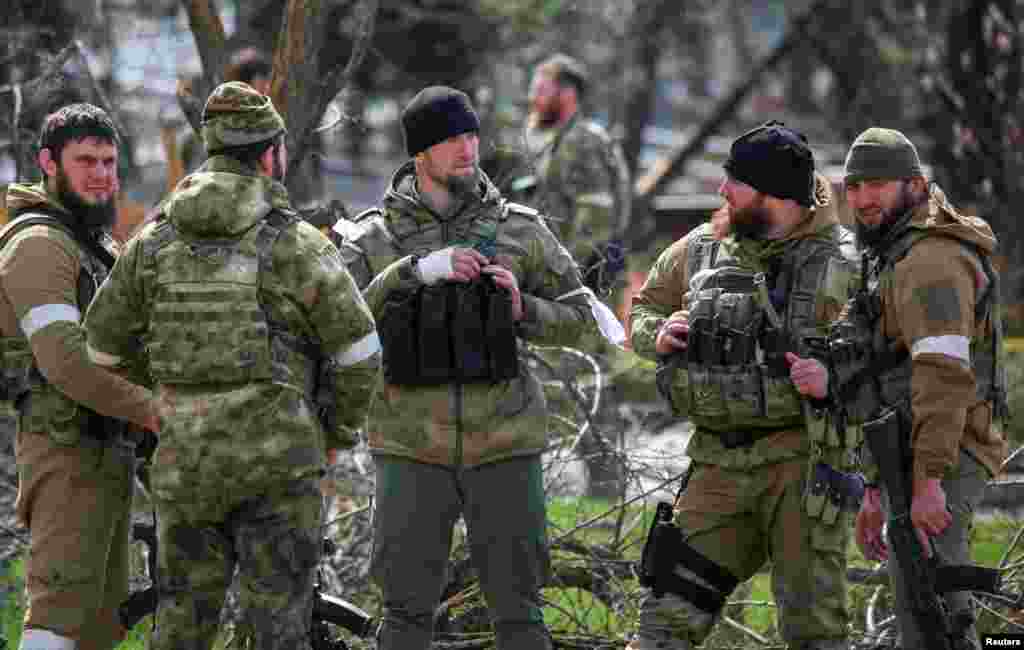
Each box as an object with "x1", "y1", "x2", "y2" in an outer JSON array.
[
  {"x1": 2, "y1": 103, "x2": 160, "y2": 650},
  {"x1": 83, "y1": 82, "x2": 381, "y2": 649},
  {"x1": 627, "y1": 121, "x2": 859, "y2": 650},
  {"x1": 332, "y1": 86, "x2": 599, "y2": 650},
  {"x1": 823, "y1": 128, "x2": 1007, "y2": 650},
  {"x1": 515, "y1": 53, "x2": 632, "y2": 302}
]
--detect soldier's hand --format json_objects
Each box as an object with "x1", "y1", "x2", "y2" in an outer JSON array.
[
  {"x1": 450, "y1": 248, "x2": 489, "y2": 283},
  {"x1": 855, "y1": 486, "x2": 888, "y2": 561},
  {"x1": 415, "y1": 247, "x2": 488, "y2": 284},
  {"x1": 656, "y1": 313, "x2": 689, "y2": 355},
  {"x1": 911, "y1": 478, "x2": 951, "y2": 556},
  {"x1": 482, "y1": 264, "x2": 523, "y2": 321},
  {"x1": 785, "y1": 352, "x2": 828, "y2": 399}
]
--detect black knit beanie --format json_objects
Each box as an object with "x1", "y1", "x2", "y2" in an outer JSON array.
[
  {"x1": 401, "y1": 86, "x2": 480, "y2": 157},
  {"x1": 723, "y1": 121, "x2": 815, "y2": 207}
]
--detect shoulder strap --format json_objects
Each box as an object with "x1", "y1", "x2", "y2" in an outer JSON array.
[{"x1": 0, "y1": 213, "x2": 75, "y2": 252}]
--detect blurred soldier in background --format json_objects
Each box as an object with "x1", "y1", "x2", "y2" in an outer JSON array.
[{"x1": 514, "y1": 53, "x2": 633, "y2": 308}]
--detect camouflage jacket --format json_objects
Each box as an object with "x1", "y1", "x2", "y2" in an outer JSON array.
[
  {"x1": 518, "y1": 115, "x2": 632, "y2": 268},
  {"x1": 839, "y1": 188, "x2": 1006, "y2": 483},
  {"x1": 334, "y1": 162, "x2": 597, "y2": 468},
  {"x1": 84, "y1": 155, "x2": 380, "y2": 503},
  {"x1": 0, "y1": 182, "x2": 154, "y2": 438},
  {"x1": 631, "y1": 200, "x2": 859, "y2": 470}
]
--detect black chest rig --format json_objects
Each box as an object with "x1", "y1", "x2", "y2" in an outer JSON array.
[
  {"x1": 829, "y1": 228, "x2": 1008, "y2": 427},
  {"x1": 682, "y1": 230, "x2": 844, "y2": 433},
  {"x1": 374, "y1": 207, "x2": 519, "y2": 386}
]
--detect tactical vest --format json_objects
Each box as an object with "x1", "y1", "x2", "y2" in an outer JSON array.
[
  {"x1": 682, "y1": 227, "x2": 852, "y2": 434},
  {"x1": 0, "y1": 210, "x2": 119, "y2": 442},
  {"x1": 830, "y1": 227, "x2": 1008, "y2": 427},
  {"x1": 141, "y1": 210, "x2": 320, "y2": 395},
  {"x1": 368, "y1": 204, "x2": 520, "y2": 386}
]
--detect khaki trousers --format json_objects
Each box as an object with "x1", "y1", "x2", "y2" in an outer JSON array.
[{"x1": 15, "y1": 428, "x2": 134, "y2": 650}]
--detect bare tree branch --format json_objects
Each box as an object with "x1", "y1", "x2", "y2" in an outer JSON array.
[{"x1": 178, "y1": 0, "x2": 228, "y2": 133}]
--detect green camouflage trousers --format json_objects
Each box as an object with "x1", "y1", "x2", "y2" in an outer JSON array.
[
  {"x1": 634, "y1": 457, "x2": 850, "y2": 647},
  {"x1": 152, "y1": 477, "x2": 323, "y2": 650}
]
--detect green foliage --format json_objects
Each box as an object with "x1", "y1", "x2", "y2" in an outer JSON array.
[
  {"x1": 1, "y1": 558, "x2": 25, "y2": 649},
  {"x1": 1002, "y1": 346, "x2": 1024, "y2": 445}
]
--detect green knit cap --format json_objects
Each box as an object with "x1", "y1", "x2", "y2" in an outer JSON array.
[
  {"x1": 201, "y1": 81, "x2": 286, "y2": 153},
  {"x1": 844, "y1": 127, "x2": 923, "y2": 183}
]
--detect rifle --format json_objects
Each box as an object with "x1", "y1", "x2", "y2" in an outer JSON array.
[
  {"x1": 120, "y1": 525, "x2": 376, "y2": 650},
  {"x1": 862, "y1": 405, "x2": 1002, "y2": 650}
]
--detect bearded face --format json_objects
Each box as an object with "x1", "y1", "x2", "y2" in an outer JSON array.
[
  {"x1": 527, "y1": 72, "x2": 562, "y2": 129},
  {"x1": 726, "y1": 193, "x2": 774, "y2": 240},
  {"x1": 55, "y1": 164, "x2": 117, "y2": 230},
  {"x1": 847, "y1": 179, "x2": 919, "y2": 247},
  {"x1": 420, "y1": 133, "x2": 481, "y2": 200}
]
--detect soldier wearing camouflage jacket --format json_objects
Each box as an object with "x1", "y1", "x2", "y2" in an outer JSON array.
[
  {"x1": 517, "y1": 53, "x2": 632, "y2": 298},
  {"x1": 333, "y1": 87, "x2": 597, "y2": 650},
  {"x1": 835, "y1": 128, "x2": 1007, "y2": 650},
  {"x1": 84, "y1": 82, "x2": 381, "y2": 650},
  {"x1": 628, "y1": 123, "x2": 859, "y2": 650},
  {"x1": 3, "y1": 104, "x2": 160, "y2": 650}
]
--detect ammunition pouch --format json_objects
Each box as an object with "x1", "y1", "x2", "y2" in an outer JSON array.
[
  {"x1": 17, "y1": 390, "x2": 127, "y2": 447},
  {"x1": 379, "y1": 277, "x2": 519, "y2": 386},
  {"x1": 655, "y1": 353, "x2": 688, "y2": 416},
  {"x1": 803, "y1": 461, "x2": 866, "y2": 524},
  {"x1": 639, "y1": 502, "x2": 739, "y2": 612}
]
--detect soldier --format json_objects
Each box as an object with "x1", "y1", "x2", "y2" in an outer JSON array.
[
  {"x1": 2, "y1": 103, "x2": 160, "y2": 650},
  {"x1": 830, "y1": 128, "x2": 1006, "y2": 649},
  {"x1": 517, "y1": 53, "x2": 633, "y2": 303},
  {"x1": 627, "y1": 122, "x2": 860, "y2": 650},
  {"x1": 331, "y1": 86, "x2": 598, "y2": 650},
  {"x1": 83, "y1": 82, "x2": 381, "y2": 650}
]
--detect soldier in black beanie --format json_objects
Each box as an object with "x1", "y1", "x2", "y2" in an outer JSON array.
[
  {"x1": 329, "y1": 86, "x2": 606, "y2": 650},
  {"x1": 626, "y1": 121, "x2": 860, "y2": 650}
]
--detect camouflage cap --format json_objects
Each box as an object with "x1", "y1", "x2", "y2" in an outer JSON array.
[
  {"x1": 537, "y1": 53, "x2": 588, "y2": 97},
  {"x1": 201, "y1": 81, "x2": 286, "y2": 153},
  {"x1": 844, "y1": 127, "x2": 923, "y2": 184}
]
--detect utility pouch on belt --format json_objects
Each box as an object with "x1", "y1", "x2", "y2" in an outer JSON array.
[
  {"x1": 804, "y1": 461, "x2": 865, "y2": 523},
  {"x1": 380, "y1": 277, "x2": 519, "y2": 385}
]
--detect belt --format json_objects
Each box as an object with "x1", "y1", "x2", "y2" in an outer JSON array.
[
  {"x1": 715, "y1": 427, "x2": 784, "y2": 449},
  {"x1": 16, "y1": 392, "x2": 129, "y2": 444}
]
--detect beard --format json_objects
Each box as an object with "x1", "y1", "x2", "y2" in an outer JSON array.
[
  {"x1": 855, "y1": 182, "x2": 917, "y2": 248},
  {"x1": 728, "y1": 197, "x2": 773, "y2": 240},
  {"x1": 527, "y1": 104, "x2": 560, "y2": 130},
  {"x1": 427, "y1": 165, "x2": 480, "y2": 201},
  {"x1": 55, "y1": 167, "x2": 116, "y2": 231}
]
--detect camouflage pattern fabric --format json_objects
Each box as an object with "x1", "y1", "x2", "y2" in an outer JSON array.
[
  {"x1": 84, "y1": 153, "x2": 380, "y2": 648},
  {"x1": 334, "y1": 162, "x2": 596, "y2": 468},
  {"x1": 154, "y1": 477, "x2": 322, "y2": 650},
  {"x1": 517, "y1": 115, "x2": 632, "y2": 291},
  {"x1": 628, "y1": 199, "x2": 857, "y2": 647},
  {"x1": 201, "y1": 81, "x2": 286, "y2": 152}
]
